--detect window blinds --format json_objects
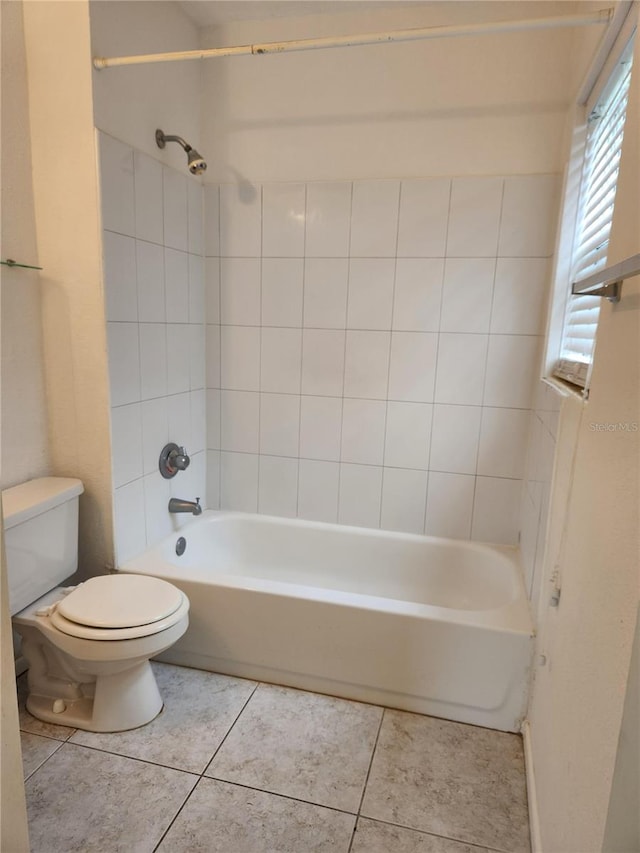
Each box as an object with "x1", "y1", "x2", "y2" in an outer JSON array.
[{"x1": 555, "y1": 45, "x2": 634, "y2": 389}]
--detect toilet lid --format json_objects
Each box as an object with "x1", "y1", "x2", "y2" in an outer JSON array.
[{"x1": 56, "y1": 575, "x2": 184, "y2": 630}]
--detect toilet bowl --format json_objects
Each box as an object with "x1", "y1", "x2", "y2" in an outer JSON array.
[
  {"x1": 4, "y1": 477, "x2": 190, "y2": 733},
  {"x1": 13, "y1": 574, "x2": 190, "y2": 732}
]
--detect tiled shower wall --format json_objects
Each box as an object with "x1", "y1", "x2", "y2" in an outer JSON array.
[
  {"x1": 205, "y1": 175, "x2": 559, "y2": 545},
  {"x1": 99, "y1": 132, "x2": 206, "y2": 563}
]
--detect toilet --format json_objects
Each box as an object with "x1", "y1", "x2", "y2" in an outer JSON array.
[{"x1": 4, "y1": 477, "x2": 189, "y2": 732}]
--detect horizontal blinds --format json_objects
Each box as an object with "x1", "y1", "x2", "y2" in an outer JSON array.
[{"x1": 555, "y1": 46, "x2": 634, "y2": 389}]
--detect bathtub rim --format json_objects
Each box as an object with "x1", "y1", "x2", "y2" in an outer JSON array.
[{"x1": 120, "y1": 510, "x2": 534, "y2": 637}]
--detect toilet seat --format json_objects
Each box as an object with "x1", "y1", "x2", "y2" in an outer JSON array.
[{"x1": 50, "y1": 575, "x2": 188, "y2": 641}]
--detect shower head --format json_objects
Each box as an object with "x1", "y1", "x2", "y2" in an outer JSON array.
[{"x1": 155, "y1": 129, "x2": 207, "y2": 176}]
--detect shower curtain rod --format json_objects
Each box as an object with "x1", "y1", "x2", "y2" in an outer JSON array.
[{"x1": 93, "y1": 8, "x2": 612, "y2": 69}]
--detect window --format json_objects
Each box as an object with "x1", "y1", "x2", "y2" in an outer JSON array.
[{"x1": 554, "y1": 38, "x2": 634, "y2": 390}]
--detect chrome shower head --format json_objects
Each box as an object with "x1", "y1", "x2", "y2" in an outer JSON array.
[{"x1": 155, "y1": 129, "x2": 207, "y2": 176}]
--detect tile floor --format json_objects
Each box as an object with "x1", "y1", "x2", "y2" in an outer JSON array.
[{"x1": 19, "y1": 663, "x2": 531, "y2": 853}]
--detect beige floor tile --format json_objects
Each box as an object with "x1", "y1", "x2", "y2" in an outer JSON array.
[
  {"x1": 25, "y1": 742, "x2": 196, "y2": 853},
  {"x1": 205, "y1": 683, "x2": 382, "y2": 811},
  {"x1": 20, "y1": 732, "x2": 63, "y2": 780},
  {"x1": 361, "y1": 711, "x2": 530, "y2": 853},
  {"x1": 157, "y1": 777, "x2": 355, "y2": 853},
  {"x1": 70, "y1": 662, "x2": 256, "y2": 773},
  {"x1": 351, "y1": 818, "x2": 491, "y2": 853}
]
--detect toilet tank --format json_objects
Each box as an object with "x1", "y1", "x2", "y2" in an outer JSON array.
[{"x1": 2, "y1": 477, "x2": 84, "y2": 616}]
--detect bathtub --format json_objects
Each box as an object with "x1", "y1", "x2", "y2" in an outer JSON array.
[{"x1": 120, "y1": 511, "x2": 534, "y2": 732}]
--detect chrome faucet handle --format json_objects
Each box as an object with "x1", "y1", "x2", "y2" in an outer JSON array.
[{"x1": 159, "y1": 442, "x2": 191, "y2": 479}]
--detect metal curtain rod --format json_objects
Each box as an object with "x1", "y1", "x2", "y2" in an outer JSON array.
[
  {"x1": 93, "y1": 8, "x2": 613, "y2": 69},
  {"x1": 571, "y1": 253, "x2": 640, "y2": 303}
]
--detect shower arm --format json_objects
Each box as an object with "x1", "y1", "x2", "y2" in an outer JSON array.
[{"x1": 155, "y1": 130, "x2": 192, "y2": 153}]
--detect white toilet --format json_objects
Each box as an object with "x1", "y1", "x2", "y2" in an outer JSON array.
[{"x1": 4, "y1": 477, "x2": 189, "y2": 732}]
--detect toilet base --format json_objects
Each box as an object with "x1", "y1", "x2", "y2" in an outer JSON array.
[{"x1": 26, "y1": 660, "x2": 164, "y2": 732}]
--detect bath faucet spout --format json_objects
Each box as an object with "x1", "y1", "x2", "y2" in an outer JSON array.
[{"x1": 168, "y1": 497, "x2": 202, "y2": 516}]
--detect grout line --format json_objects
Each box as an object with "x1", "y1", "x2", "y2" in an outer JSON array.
[
  {"x1": 423, "y1": 179, "x2": 453, "y2": 536},
  {"x1": 295, "y1": 185, "x2": 308, "y2": 518},
  {"x1": 21, "y1": 737, "x2": 66, "y2": 783},
  {"x1": 336, "y1": 182, "x2": 355, "y2": 523},
  {"x1": 348, "y1": 707, "x2": 386, "y2": 852},
  {"x1": 151, "y1": 773, "x2": 201, "y2": 852}
]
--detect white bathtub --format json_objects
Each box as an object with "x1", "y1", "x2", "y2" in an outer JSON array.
[{"x1": 120, "y1": 511, "x2": 534, "y2": 732}]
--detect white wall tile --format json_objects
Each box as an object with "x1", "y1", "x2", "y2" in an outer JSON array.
[
  {"x1": 344, "y1": 331, "x2": 390, "y2": 399},
  {"x1": 440, "y1": 258, "x2": 495, "y2": 333},
  {"x1": 262, "y1": 183, "x2": 306, "y2": 257},
  {"x1": 206, "y1": 389, "x2": 221, "y2": 450},
  {"x1": 107, "y1": 322, "x2": 140, "y2": 407},
  {"x1": 397, "y1": 178, "x2": 450, "y2": 257},
  {"x1": 260, "y1": 393, "x2": 300, "y2": 457},
  {"x1": 190, "y1": 324, "x2": 206, "y2": 390},
  {"x1": 99, "y1": 133, "x2": 135, "y2": 236},
  {"x1": 297, "y1": 460, "x2": 340, "y2": 523},
  {"x1": 220, "y1": 258, "x2": 261, "y2": 325},
  {"x1": 111, "y1": 403, "x2": 143, "y2": 488},
  {"x1": 220, "y1": 390, "x2": 259, "y2": 453},
  {"x1": 166, "y1": 324, "x2": 191, "y2": 395},
  {"x1": 303, "y1": 259, "x2": 348, "y2": 328},
  {"x1": 471, "y1": 476, "x2": 521, "y2": 545},
  {"x1": 190, "y1": 389, "x2": 207, "y2": 453},
  {"x1": 219, "y1": 183, "x2": 262, "y2": 257},
  {"x1": 261, "y1": 258, "x2": 304, "y2": 327},
  {"x1": 167, "y1": 392, "x2": 192, "y2": 452},
  {"x1": 498, "y1": 175, "x2": 558, "y2": 257},
  {"x1": 347, "y1": 259, "x2": 395, "y2": 330},
  {"x1": 430, "y1": 404, "x2": 482, "y2": 474},
  {"x1": 424, "y1": 472, "x2": 475, "y2": 540},
  {"x1": 384, "y1": 401, "x2": 432, "y2": 469},
  {"x1": 388, "y1": 332, "x2": 437, "y2": 402},
  {"x1": 261, "y1": 328, "x2": 302, "y2": 393},
  {"x1": 134, "y1": 151, "x2": 163, "y2": 244},
  {"x1": 381, "y1": 467, "x2": 428, "y2": 534},
  {"x1": 206, "y1": 323, "x2": 220, "y2": 389},
  {"x1": 301, "y1": 329, "x2": 345, "y2": 396},
  {"x1": 305, "y1": 182, "x2": 351, "y2": 257},
  {"x1": 434, "y1": 333, "x2": 488, "y2": 406},
  {"x1": 187, "y1": 180, "x2": 204, "y2": 256},
  {"x1": 220, "y1": 325, "x2": 260, "y2": 391},
  {"x1": 258, "y1": 455, "x2": 299, "y2": 517},
  {"x1": 483, "y1": 334, "x2": 540, "y2": 408},
  {"x1": 164, "y1": 248, "x2": 189, "y2": 323},
  {"x1": 338, "y1": 464, "x2": 383, "y2": 528},
  {"x1": 220, "y1": 451, "x2": 259, "y2": 511},
  {"x1": 490, "y1": 258, "x2": 549, "y2": 335},
  {"x1": 163, "y1": 167, "x2": 188, "y2": 251},
  {"x1": 189, "y1": 255, "x2": 205, "y2": 324},
  {"x1": 392, "y1": 259, "x2": 443, "y2": 332},
  {"x1": 478, "y1": 407, "x2": 530, "y2": 479},
  {"x1": 350, "y1": 181, "x2": 400, "y2": 257},
  {"x1": 113, "y1": 478, "x2": 146, "y2": 563},
  {"x1": 103, "y1": 231, "x2": 137, "y2": 322},
  {"x1": 205, "y1": 258, "x2": 220, "y2": 325},
  {"x1": 143, "y1": 473, "x2": 172, "y2": 545},
  {"x1": 299, "y1": 396, "x2": 342, "y2": 461},
  {"x1": 341, "y1": 398, "x2": 386, "y2": 465},
  {"x1": 136, "y1": 240, "x2": 165, "y2": 323},
  {"x1": 204, "y1": 185, "x2": 220, "y2": 256},
  {"x1": 139, "y1": 323, "x2": 168, "y2": 400},
  {"x1": 141, "y1": 397, "x2": 169, "y2": 475},
  {"x1": 446, "y1": 177, "x2": 503, "y2": 257},
  {"x1": 207, "y1": 450, "x2": 221, "y2": 509}
]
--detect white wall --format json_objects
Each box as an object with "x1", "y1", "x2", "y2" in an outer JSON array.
[
  {"x1": 90, "y1": 0, "x2": 202, "y2": 171},
  {"x1": 22, "y1": 0, "x2": 114, "y2": 575},
  {"x1": 200, "y1": 1, "x2": 589, "y2": 183},
  {"x1": 528, "y1": 12, "x2": 640, "y2": 849},
  {"x1": 0, "y1": 1, "x2": 50, "y2": 489}
]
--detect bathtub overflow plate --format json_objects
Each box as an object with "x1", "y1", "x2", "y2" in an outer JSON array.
[{"x1": 175, "y1": 537, "x2": 187, "y2": 557}]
